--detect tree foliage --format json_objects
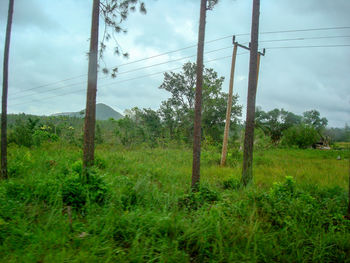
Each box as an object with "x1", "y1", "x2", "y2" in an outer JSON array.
[
  {"x1": 255, "y1": 108, "x2": 301, "y2": 144},
  {"x1": 99, "y1": 0, "x2": 146, "y2": 77},
  {"x1": 158, "y1": 62, "x2": 241, "y2": 143}
]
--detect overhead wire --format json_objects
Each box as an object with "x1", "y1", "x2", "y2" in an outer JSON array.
[
  {"x1": 10, "y1": 26, "x2": 350, "y2": 96},
  {"x1": 10, "y1": 45, "x2": 235, "y2": 101},
  {"x1": 10, "y1": 52, "x2": 249, "y2": 107},
  {"x1": 9, "y1": 42, "x2": 350, "y2": 104}
]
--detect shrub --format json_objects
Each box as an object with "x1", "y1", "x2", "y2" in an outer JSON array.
[
  {"x1": 222, "y1": 177, "x2": 241, "y2": 190},
  {"x1": 62, "y1": 172, "x2": 108, "y2": 210},
  {"x1": 71, "y1": 160, "x2": 83, "y2": 175},
  {"x1": 178, "y1": 185, "x2": 220, "y2": 210},
  {"x1": 32, "y1": 130, "x2": 58, "y2": 146},
  {"x1": 62, "y1": 175, "x2": 87, "y2": 209},
  {"x1": 282, "y1": 124, "x2": 320, "y2": 148}
]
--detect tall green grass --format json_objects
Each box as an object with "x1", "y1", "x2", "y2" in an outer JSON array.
[{"x1": 0, "y1": 142, "x2": 349, "y2": 262}]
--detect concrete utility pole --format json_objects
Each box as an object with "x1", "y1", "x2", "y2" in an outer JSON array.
[
  {"x1": 242, "y1": 0, "x2": 260, "y2": 186},
  {"x1": 220, "y1": 37, "x2": 265, "y2": 166},
  {"x1": 220, "y1": 36, "x2": 238, "y2": 166},
  {"x1": 1, "y1": 0, "x2": 14, "y2": 179}
]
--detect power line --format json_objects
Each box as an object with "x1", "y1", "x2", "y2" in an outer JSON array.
[
  {"x1": 260, "y1": 35, "x2": 350, "y2": 43},
  {"x1": 11, "y1": 26, "x2": 350, "y2": 95},
  {"x1": 10, "y1": 53, "x2": 249, "y2": 107},
  {"x1": 12, "y1": 41, "x2": 350, "y2": 106},
  {"x1": 10, "y1": 39, "x2": 350, "y2": 100},
  {"x1": 9, "y1": 35, "x2": 236, "y2": 96},
  {"x1": 265, "y1": 44, "x2": 350, "y2": 49},
  {"x1": 260, "y1": 26, "x2": 350, "y2": 35},
  {"x1": 10, "y1": 45, "x2": 235, "y2": 101}
]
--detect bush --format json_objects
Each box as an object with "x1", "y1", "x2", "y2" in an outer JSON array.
[
  {"x1": 62, "y1": 175, "x2": 87, "y2": 209},
  {"x1": 282, "y1": 124, "x2": 320, "y2": 148},
  {"x1": 222, "y1": 177, "x2": 241, "y2": 190},
  {"x1": 178, "y1": 185, "x2": 220, "y2": 210},
  {"x1": 32, "y1": 130, "x2": 58, "y2": 146},
  {"x1": 62, "y1": 172, "x2": 108, "y2": 210}
]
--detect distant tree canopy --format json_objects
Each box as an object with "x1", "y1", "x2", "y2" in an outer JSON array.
[
  {"x1": 255, "y1": 107, "x2": 301, "y2": 144},
  {"x1": 325, "y1": 124, "x2": 350, "y2": 143},
  {"x1": 302, "y1": 110, "x2": 328, "y2": 132},
  {"x1": 255, "y1": 108, "x2": 329, "y2": 147}
]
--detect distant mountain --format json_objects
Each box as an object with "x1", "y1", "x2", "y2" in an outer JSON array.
[{"x1": 52, "y1": 103, "x2": 123, "y2": 120}]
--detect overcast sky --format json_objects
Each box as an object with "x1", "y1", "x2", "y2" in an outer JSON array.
[{"x1": 0, "y1": 0, "x2": 349, "y2": 127}]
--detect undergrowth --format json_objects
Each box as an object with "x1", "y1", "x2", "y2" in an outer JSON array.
[{"x1": 0, "y1": 143, "x2": 349, "y2": 262}]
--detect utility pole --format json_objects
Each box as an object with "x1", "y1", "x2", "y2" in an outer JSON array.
[
  {"x1": 83, "y1": 0, "x2": 99, "y2": 180},
  {"x1": 242, "y1": 0, "x2": 260, "y2": 186},
  {"x1": 220, "y1": 36, "x2": 238, "y2": 166},
  {"x1": 1, "y1": 0, "x2": 14, "y2": 179},
  {"x1": 220, "y1": 37, "x2": 265, "y2": 167},
  {"x1": 191, "y1": 0, "x2": 207, "y2": 190}
]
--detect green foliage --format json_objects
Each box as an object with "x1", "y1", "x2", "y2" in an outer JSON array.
[
  {"x1": 62, "y1": 172, "x2": 108, "y2": 210},
  {"x1": 8, "y1": 118, "x2": 37, "y2": 147},
  {"x1": 62, "y1": 175, "x2": 87, "y2": 209},
  {"x1": 159, "y1": 62, "x2": 242, "y2": 143},
  {"x1": 71, "y1": 160, "x2": 83, "y2": 175},
  {"x1": 178, "y1": 185, "x2": 220, "y2": 210},
  {"x1": 32, "y1": 130, "x2": 59, "y2": 146},
  {"x1": 0, "y1": 144, "x2": 349, "y2": 262},
  {"x1": 255, "y1": 107, "x2": 301, "y2": 144},
  {"x1": 282, "y1": 124, "x2": 320, "y2": 148},
  {"x1": 222, "y1": 177, "x2": 241, "y2": 190},
  {"x1": 303, "y1": 109, "x2": 328, "y2": 131}
]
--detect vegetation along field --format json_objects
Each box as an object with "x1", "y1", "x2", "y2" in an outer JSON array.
[
  {"x1": 0, "y1": 111, "x2": 349, "y2": 262},
  {"x1": 1, "y1": 0, "x2": 350, "y2": 262}
]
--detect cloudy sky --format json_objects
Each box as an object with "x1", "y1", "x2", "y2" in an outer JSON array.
[{"x1": 0, "y1": 0, "x2": 349, "y2": 127}]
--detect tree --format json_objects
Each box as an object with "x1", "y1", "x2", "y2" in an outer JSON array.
[
  {"x1": 159, "y1": 62, "x2": 241, "y2": 143},
  {"x1": 191, "y1": 0, "x2": 219, "y2": 189},
  {"x1": 1, "y1": 0, "x2": 14, "y2": 179},
  {"x1": 242, "y1": 0, "x2": 260, "y2": 186},
  {"x1": 302, "y1": 110, "x2": 328, "y2": 132},
  {"x1": 191, "y1": 0, "x2": 207, "y2": 190},
  {"x1": 83, "y1": 0, "x2": 146, "y2": 179},
  {"x1": 255, "y1": 107, "x2": 301, "y2": 144}
]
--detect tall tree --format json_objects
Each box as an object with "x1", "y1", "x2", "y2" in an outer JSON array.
[
  {"x1": 192, "y1": 0, "x2": 219, "y2": 189},
  {"x1": 83, "y1": 0, "x2": 146, "y2": 178},
  {"x1": 1, "y1": 0, "x2": 14, "y2": 179},
  {"x1": 255, "y1": 108, "x2": 302, "y2": 144},
  {"x1": 241, "y1": 0, "x2": 260, "y2": 186},
  {"x1": 83, "y1": 0, "x2": 100, "y2": 178},
  {"x1": 159, "y1": 62, "x2": 241, "y2": 143}
]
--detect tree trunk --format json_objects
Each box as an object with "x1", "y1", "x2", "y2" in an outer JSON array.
[
  {"x1": 347, "y1": 154, "x2": 350, "y2": 218},
  {"x1": 191, "y1": 0, "x2": 207, "y2": 190},
  {"x1": 83, "y1": 0, "x2": 99, "y2": 179},
  {"x1": 241, "y1": 0, "x2": 260, "y2": 186},
  {"x1": 1, "y1": 0, "x2": 14, "y2": 179}
]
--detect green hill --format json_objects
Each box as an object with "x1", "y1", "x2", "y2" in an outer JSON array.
[{"x1": 52, "y1": 103, "x2": 123, "y2": 120}]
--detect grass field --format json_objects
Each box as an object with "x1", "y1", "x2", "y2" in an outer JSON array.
[{"x1": 0, "y1": 143, "x2": 349, "y2": 262}]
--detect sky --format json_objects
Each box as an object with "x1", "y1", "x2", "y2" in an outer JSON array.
[{"x1": 0, "y1": 0, "x2": 349, "y2": 127}]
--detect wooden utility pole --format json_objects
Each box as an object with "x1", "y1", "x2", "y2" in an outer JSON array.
[
  {"x1": 1, "y1": 0, "x2": 14, "y2": 179},
  {"x1": 220, "y1": 37, "x2": 265, "y2": 167},
  {"x1": 241, "y1": 0, "x2": 260, "y2": 186},
  {"x1": 191, "y1": 0, "x2": 207, "y2": 190},
  {"x1": 220, "y1": 37, "x2": 238, "y2": 166},
  {"x1": 83, "y1": 0, "x2": 99, "y2": 179}
]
